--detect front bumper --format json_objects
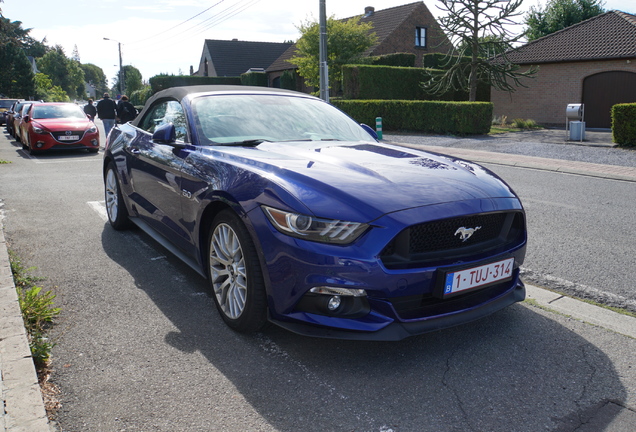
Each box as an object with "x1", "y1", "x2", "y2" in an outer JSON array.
[{"x1": 271, "y1": 278, "x2": 526, "y2": 341}]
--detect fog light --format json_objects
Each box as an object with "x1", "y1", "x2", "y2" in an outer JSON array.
[
  {"x1": 296, "y1": 286, "x2": 370, "y2": 318},
  {"x1": 327, "y1": 295, "x2": 342, "y2": 311},
  {"x1": 91, "y1": 139, "x2": 98, "y2": 146},
  {"x1": 36, "y1": 142, "x2": 45, "y2": 148}
]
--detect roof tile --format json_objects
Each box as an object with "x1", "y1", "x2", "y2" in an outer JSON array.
[{"x1": 504, "y1": 10, "x2": 636, "y2": 64}]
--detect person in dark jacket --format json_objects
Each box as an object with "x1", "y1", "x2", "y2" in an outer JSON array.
[
  {"x1": 116, "y1": 95, "x2": 137, "y2": 124},
  {"x1": 96, "y1": 93, "x2": 117, "y2": 137},
  {"x1": 83, "y1": 99, "x2": 97, "y2": 120}
]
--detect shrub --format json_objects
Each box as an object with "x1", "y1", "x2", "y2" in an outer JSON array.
[
  {"x1": 612, "y1": 103, "x2": 636, "y2": 147},
  {"x1": 512, "y1": 118, "x2": 527, "y2": 129},
  {"x1": 332, "y1": 100, "x2": 493, "y2": 135},
  {"x1": 280, "y1": 70, "x2": 297, "y2": 90},
  {"x1": 149, "y1": 74, "x2": 242, "y2": 94},
  {"x1": 368, "y1": 53, "x2": 416, "y2": 67},
  {"x1": 241, "y1": 72, "x2": 268, "y2": 87},
  {"x1": 341, "y1": 64, "x2": 490, "y2": 102}
]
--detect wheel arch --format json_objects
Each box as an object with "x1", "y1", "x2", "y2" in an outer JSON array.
[{"x1": 197, "y1": 198, "x2": 274, "y2": 299}]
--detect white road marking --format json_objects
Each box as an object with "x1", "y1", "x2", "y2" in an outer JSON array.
[{"x1": 87, "y1": 201, "x2": 108, "y2": 222}]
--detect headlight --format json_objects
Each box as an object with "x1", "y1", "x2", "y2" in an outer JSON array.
[
  {"x1": 88, "y1": 125, "x2": 97, "y2": 133},
  {"x1": 262, "y1": 206, "x2": 368, "y2": 244},
  {"x1": 32, "y1": 124, "x2": 45, "y2": 134}
]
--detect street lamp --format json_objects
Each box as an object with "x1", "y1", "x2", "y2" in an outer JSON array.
[{"x1": 103, "y1": 37, "x2": 124, "y2": 96}]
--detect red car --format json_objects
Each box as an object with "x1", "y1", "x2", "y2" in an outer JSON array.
[{"x1": 20, "y1": 103, "x2": 100, "y2": 154}]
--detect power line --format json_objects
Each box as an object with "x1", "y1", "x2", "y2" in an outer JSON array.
[{"x1": 126, "y1": 0, "x2": 227, "y2": 46}]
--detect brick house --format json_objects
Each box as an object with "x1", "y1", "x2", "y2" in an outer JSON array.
[
  {"x1": 491, "y1": 10, "x2": 636, "y2": 128},
  {"x1": 267, "y1": 1, "x2": 452, "y2": 90}
]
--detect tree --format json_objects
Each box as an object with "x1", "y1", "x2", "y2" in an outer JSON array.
[
  {"x1": 81, "y1": 63, "x2": 108, "y2": 95},
  {"x1": 525, "y1": 0, "x2": 605, "y2": 41},
  {"x1": 111, "y1": 65, "x2": 143, "y2": 96},
  {"x1": 290, "y1": 16, "x2": 377, "y2": 92},
  {"x1": 34, "y1": 73, "x2": 69, "y2": 102},
  {"x1": 0, "y1": 16, "x2": 35, "y2": 98},
  {"x1": 0, "y1": 43, "x2": 35, "y2": 97},
  {"x1": 424, "y1": 0, "x2": 537, "y2": 101},
  {"x1": 36, "y1": 45, "x2": 84, "y2": 99}
]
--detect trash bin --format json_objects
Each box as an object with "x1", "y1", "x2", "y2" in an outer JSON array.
[{"x1": 569, "y1": 121, "x2": 586, "y2": 141}]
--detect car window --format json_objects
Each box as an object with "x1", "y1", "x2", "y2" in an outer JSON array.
[
  {"x1": 0, "y1": 100, "x2": 16, "y2": 109},
  {"x1": 139, "y1": 99, "x2": 187, "y2": 141}
]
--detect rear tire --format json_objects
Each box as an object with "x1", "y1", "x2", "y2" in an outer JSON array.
[
  {"x1": 207, "y1": 210, "x2": 268, "y2": 333},
  {"x1": 104, "y1": 162, "x2": 132, "y2": 230}
]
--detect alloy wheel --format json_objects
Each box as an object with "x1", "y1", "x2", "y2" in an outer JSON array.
[{"x1": 209, "y1": 223, "x2": 247, "y2": 319}]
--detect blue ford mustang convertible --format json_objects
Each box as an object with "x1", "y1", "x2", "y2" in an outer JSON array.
[{"x1": 103, "y1": 85, "x2": 527, "y2": 341}]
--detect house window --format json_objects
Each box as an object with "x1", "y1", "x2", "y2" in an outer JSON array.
[{"x1": 415, "y1": 27, "x2": 427, "y2": 47}]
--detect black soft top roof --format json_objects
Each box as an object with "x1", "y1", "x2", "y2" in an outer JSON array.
[{"x1": 133, "y1": 85, "x2": 315, "y2": 127}]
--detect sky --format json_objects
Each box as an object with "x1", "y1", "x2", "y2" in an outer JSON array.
[{"x1": 2, "y1": 0, "x2": 635, "y2": 89}]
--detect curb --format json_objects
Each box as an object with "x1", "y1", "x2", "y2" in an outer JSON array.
[
  {"x1": 0, "y1": 224, "x2": 52, "y2": 432},
  {"x1": 525, "y1": 285, "x2": 636, "y2": 339}
]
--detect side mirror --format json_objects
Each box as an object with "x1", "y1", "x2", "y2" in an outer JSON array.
[
  {"x1": 152, "y1": 123, "x2": 176, "y2": 144},
  {"x1": 360, "y1": 123, "x2": 379, "y2": 141},
  {"x1": 23, "y1": 115, "x2": 30, "y2": 123}
]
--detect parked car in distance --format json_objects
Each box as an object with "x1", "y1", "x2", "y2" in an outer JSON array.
[
  {"x1": 4, "y1": 101, "x2": 21, "y2": 136},
  {"x1": 20, "y1": 102, "x2": 99, "y2": 154},
  {"x1": 103, "y1": 85, "x2": 527, "y2": 341},
  {"x1": 0, "y1": 99, "x2": 20, "y2": 126},
  {"x1": 11, "y1": 101, "x2": 37, "y2": 141}
]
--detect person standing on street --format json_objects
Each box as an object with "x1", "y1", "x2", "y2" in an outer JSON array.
[
  {"x1": 96, "y1": 93, "x2": 117, "y2": 137},
  {"x1": 116, "y1": 95, "x2": 137, "y2": 124},
  {"x1": 83, "y1": 99, "x2": 97, "y2": 121}
]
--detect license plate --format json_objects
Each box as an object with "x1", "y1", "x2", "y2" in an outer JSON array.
[
  {"x1": 443, "y1": 257, "x2": 514, "y2": 296},
  {"x1": 58, "y1": 135, "x2": 79, "y2": 141}
]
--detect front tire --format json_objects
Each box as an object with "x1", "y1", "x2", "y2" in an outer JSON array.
[
  {"x1": 104, "y1": 162, "x2": 132, "y2": 230},
  {"x1": 207, "y1": 210, "x2": 267, "y2": 333}
]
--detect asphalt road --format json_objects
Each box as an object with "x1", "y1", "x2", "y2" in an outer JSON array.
[{"x1": 1, "y1": 125, "x2": 635, "y2": 431}]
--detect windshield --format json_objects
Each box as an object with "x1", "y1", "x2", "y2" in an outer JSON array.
[
  {"x1": 31, "y1": 104, "x2": 86, "y2": 120},
  {"x1": 0, "y1": 100, "x2": 16, "y2": 109},
  {"x1": 191, "y1": 94, "x2": 373, "y2": 145}
]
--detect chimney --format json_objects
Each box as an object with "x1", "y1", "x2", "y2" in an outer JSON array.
[{"x1": 364, "y1": 6, "x2": 375, "y2": 17}]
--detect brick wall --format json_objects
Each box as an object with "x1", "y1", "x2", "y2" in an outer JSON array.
[
  {"x1": 370, "y1": 4, "x2": 452, "y2": 67},
  {"x1": 491, "y1": 59, "x2": 636, "y2": 126}
]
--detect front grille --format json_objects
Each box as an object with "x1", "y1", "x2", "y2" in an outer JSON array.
[
  {"x1": 388, "y1": 280, "x2": 514, "y2": 320},
  {"x1": 380, "y1": 211, "x2": 525, "y2": 269}
]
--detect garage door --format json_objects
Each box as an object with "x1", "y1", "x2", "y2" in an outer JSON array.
[{"x1": 582, "y1": 71, "x2": 636, "y2": 128}]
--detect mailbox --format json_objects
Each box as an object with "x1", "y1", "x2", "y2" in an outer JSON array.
[{"x1": 566, "y1": 104, "x2": 583, "y2": 121}]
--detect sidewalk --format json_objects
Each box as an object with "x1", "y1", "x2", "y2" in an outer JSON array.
[
  {"x1": 0, "y1": 223, "x2": 51, "y2": 432},
  {"x1": 1, "y1": 134, "x2": 635, "y2": 431},
  {"x1": 387, "y1": 128, "x2": 636, "y2": 183}
]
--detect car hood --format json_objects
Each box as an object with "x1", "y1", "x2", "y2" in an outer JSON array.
[
  {"x1": 202, "y1": 141, "x2": 519, "y2": 221},
  {"x1": 34, "y1": 118, "x2": 91, "y2": 130}
]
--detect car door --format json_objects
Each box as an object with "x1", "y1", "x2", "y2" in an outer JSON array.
[{"x1": 127, "y1": 99, "x2": 192, "y2": 252}]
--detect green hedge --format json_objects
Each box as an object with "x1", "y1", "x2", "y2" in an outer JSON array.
[
  {"x1": 342, "y1": 65, "x2": 490, "y2": 101},
  {"x1": 240, "y1": 72, "x2": 268, "y2": 87},
  {"x1": 332, "y1": 100, "x2": 493, "y2": 135},
  {"x1": 149, "y1": 75, "x2": 242, "y2": 94},
  {"x1": 612, "y1": 103, "x2": 636, "y2": 147},
  {"x1": 368, "y1": 53, "x2": 416, "y2": 67}
]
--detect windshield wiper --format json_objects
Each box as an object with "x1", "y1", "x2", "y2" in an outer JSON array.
[{"x1": 219, "y1": 139, "x2": 271, "y2": 147}]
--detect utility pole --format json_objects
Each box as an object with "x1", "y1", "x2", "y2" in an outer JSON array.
[
  {"x1": 103, "y1": 38, "x2": 124, "y2": 96},
  {"x1": 319, "y1": 0, "x2": 329, "y2": 102}
]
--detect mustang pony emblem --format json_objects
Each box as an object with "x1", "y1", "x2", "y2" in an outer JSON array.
[{"x1": 454, "y1": 226, "x2": 481, "y2": 242}]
